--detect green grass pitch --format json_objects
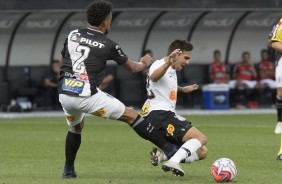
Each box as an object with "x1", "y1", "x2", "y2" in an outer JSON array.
[{"x1": 1, "y1": 114, "x2": 282, "y2": 184}]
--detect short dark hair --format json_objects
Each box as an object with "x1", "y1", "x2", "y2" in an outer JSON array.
[
  {"x1": 142, "y1": 49, "x2": 153, "y2": 56},
  {"x1": 261, "y1": 49, "x2": 268, "y2": 54},
  {"x1": 86, "y1": 0, "x2": 112, "y2": 26},
  {"x1": 167, "y1": 39, "x2": 193, "y2": 56},
  {"x1": 213, "y1": 50, "x2": 221, "y2": 56},
  {"x1": 242, "y1": 51, "x2": 250, "y2": 58}
]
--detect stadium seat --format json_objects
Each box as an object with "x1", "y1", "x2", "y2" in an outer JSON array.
[
  {"x1": 116, "y1": 66, "x2": 145, "y2": 106},
  {"x1": 30, "y1": 66, "x2": 49, "y2": 86},
  {"x1": 116, "y1": 66, "x2": 142, "y2": 80},
  {"x1": 117, "y1": 80, "x2": 144, "y2": 107},
  {"x1": 180, "y1": 64, "x2": 209, "y2": 108},
  {"x1": 182, "y1": 64, "x2": 209, "y2": 86},
  {"x1": 7, "y1": 66, "x2": 38, "y2": 102},
  {"x1": 29, "y1": 66, "x2": 49, "y2": 109},
  {"x1": 0, "y1": 82, "x2": 10, "y2": 111},
  {"x1": 0, "y1": 67, "x2": 4, "y2": 82}
]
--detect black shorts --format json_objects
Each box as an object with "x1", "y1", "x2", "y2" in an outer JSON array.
[{"x1": 144, "y1": 110, "x2": 193, "y2": 144}]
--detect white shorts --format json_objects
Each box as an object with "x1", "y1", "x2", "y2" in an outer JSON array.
[
  {"x1": 260, "y1": 79, "x2": 277, "y2": 89},
  {"x1": 276, "y1": 58, "x2": 282, "y2": 88},
  {"x1": 59, "y1": 90, "x2": 125, "y2": 126},
  {"x1": 229, "y1": 79, "x2": 257, "y2": 89}
]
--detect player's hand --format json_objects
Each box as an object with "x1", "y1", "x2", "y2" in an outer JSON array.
[
  {"x1": 168, "y1": 49, "x2": 182, "y2": 64},
  {"x1": 182, "y1": 84, "x2": 199, "y2": 93},
  {"x1": 140, "y1": 54, "x2": 153, "y2": 67}
]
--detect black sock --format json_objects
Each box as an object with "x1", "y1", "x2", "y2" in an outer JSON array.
[
  {"x1": 131, "y1": 115, "x2": 175, "y2": 156},
  {"x1": 162, "y1": 143, "x2": 178, "y2": 159},
  {"x1": 65, "y1": 131, "x2": 81, "y2": 168},
  {"x1": 276, "y1": 96, "x2": 282, "y2": 122}
]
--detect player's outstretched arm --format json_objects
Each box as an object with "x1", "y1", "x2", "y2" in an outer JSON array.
[
  {"x1": 178, "y1": 84, "x2": 199, "y2": 93},
  {"x1": 122, "y1": 54, "x2": 152, "y2": 73},
  {"x1": 150, "y1": 61, "x2": 171, "y2": 82},
  {"x1": 150, "y1": 49, "x2": 181, "y2": 82}
]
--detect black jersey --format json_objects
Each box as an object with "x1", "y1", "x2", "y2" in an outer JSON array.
[{"x1": 59, "y1": 27, "x2": 128, "y2": 96}]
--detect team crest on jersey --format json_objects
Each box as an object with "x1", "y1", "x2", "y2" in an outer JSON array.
[
  {"x1": 93, "y1": 108, "x2": 106, "y2": 117},
  {"x1": 167, "y1": 124, "x2": 175, "y2": 136},
  {"x1": 66, "y1": 115, "x2": 75, "y2": 122},
  {"x1": 70, "y1": 32, "x2": 81, "y2": 42}
]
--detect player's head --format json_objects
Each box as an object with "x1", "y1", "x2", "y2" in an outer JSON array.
[
  {"x1": 167, "y1": 39, "x2": 193, "y2": 70},
  {"x1": 142, "y1": 49, "x2": 153, "y2": 57},
  {"x1": 86, "y1": 0, "x2": 113, "y2": 34},
  {"x1": 260, "y1": 49, "x2": 269, "y2": 61},
  {"x1": 242, "y1": 51, "x2": 250, "y2": 62},
  {"x1": 213, "y1": 50, "x2": 221, "y2": 62},
  {"x1": 51, "y1": 60, "x2": 60, "y2": 74}
]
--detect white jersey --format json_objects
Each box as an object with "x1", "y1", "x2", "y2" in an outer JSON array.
[{"x1": 142, "y1": 58, "x2": 178, "y2": 116}]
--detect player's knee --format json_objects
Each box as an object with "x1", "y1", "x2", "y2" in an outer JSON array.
[
  {"x1": 277, "y1": 95, "x2": 282, "y2": 100},
  {"x1": 198, "y1": 145, "x2": 208, "y2": 160},
  {"x1": 277, "y1": 88, "x2": 282, "y2": 97},
  {"x1": 71, "y1": 119, "x2": 84, "y2": 133},
  {"x1": 199, "y1": 135, "x2": 207, "y2": 146},
  {"x1": 118, "y1": 107, "x2": 138, "y2": 124}
]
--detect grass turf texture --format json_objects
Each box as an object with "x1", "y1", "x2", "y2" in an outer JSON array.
[{"x1": 1, "y1": 114, "x2": 282, "y2": 184}]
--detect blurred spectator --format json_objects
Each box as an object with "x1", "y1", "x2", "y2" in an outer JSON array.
[
  {"x1": 143, "y1": 49, "x2": 153, "y2": 57},
  {"x1": 229, "y1": 51, "x2": 261, "y2": 109},
  {"x1": 257, "y1": 49, "x2": 276, "y2": 105},
  {"x1": 258, "y1": 49, "x2": 276, "y2": 88},
  {"x1": 42, "y1": 60, "x2": 61, "y2": 110},
  {"x1": 209, "y1": 50, "x2": 230, "y2": 83}
]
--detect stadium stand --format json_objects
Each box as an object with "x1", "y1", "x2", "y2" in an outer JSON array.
[
  {"x1": 229, "y1": 12, "x2": 281, "y2": 64},
  {"x1": 0, "y1": 5, "x2": 281, "y2": 110}
]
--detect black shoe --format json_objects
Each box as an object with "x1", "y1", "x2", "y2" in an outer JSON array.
[
  {"x1": 62, "y1": 166, "x2": 77, "y2": 178},
  {"x1": 277, "y1": 154, "x2": 282, "y2": 160},
  {"x1": 150, "y1": 147, "x2": 166, "y2": 166}
]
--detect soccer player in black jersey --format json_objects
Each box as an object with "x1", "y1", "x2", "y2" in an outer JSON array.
[{"x1": 59, "y1": 0, "x2": 177, "y2": 178}]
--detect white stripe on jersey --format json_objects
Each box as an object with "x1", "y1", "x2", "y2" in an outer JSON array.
[
  {"x1": 67, "y1": 29, "x2": 91, "y2": 96},
  {"x1": 144, "y1": 58, "x2": 178, "y2": 114}
]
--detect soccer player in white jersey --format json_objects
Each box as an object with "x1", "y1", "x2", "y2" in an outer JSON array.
[{"x1": 141, "y1": 40, "x2": 208, "y2": 176}]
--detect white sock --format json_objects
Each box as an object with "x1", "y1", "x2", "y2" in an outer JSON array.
[
  {"x1": 169, "y1": 139, "x2": 202, "y2": 163},
  {"x1": 184, "y1": 151, "x2": 199, "y2": 163},
  {"x1": 163, "y1": 154, "x2": 168, "y2": 161}
]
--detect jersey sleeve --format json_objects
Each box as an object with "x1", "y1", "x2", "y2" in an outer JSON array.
[
  {"x1": 148, "y1": 60, "x2": 163, "y2": 76},
  {"x1": 271, "y1": 18, "x2": 282, "y2": 42},
  {"x1": 109, "y1": 41, "x2": 128, "y2": 65},
  {"x1": 61, "y1": 37, "x2": 68, "y2": 57}
]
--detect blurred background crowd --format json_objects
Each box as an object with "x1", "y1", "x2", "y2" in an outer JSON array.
[{"x1": 0, "y1": 0, "x2": 281, "y2": 112}]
